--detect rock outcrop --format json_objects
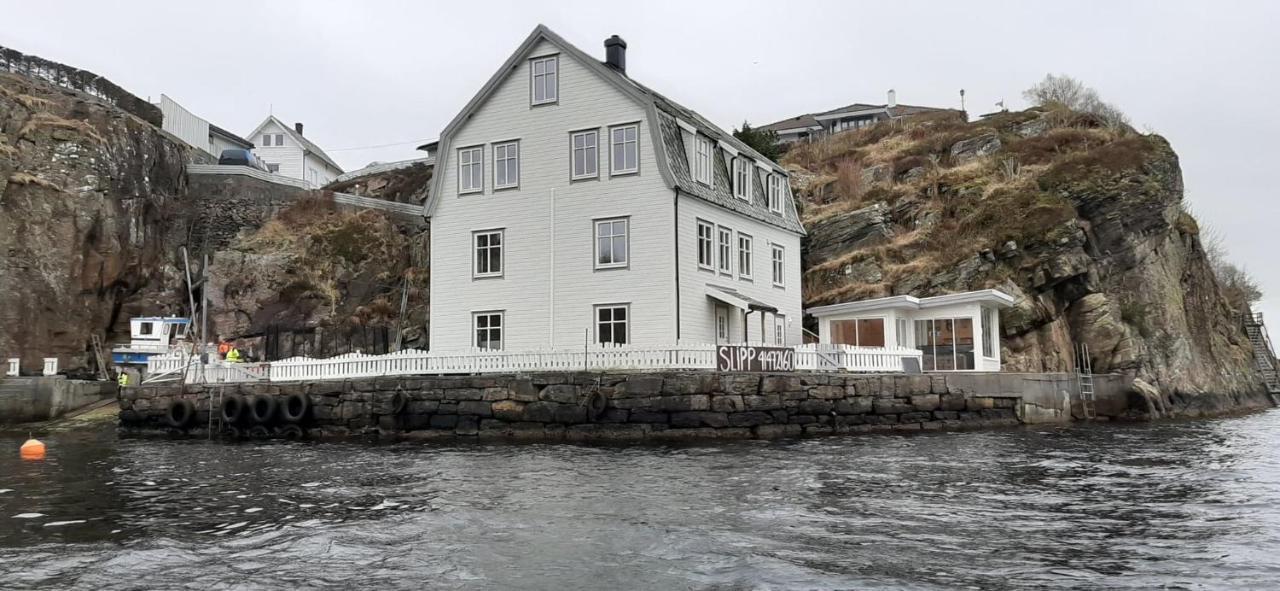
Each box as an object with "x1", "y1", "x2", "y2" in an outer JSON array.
[{"x1": 787, "y1": 108, "x2": 1270, "y2": 417}]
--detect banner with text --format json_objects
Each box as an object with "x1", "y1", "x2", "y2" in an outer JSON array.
[{"x1": 716, "y1": 345, "x2": 796, "y2": 372}]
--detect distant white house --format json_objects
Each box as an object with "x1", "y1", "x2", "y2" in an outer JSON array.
[
  {"x1": 426, "y1": 25, "x2": 805, "y2": 351},
  {"x1": 807, "y1": 290, "x2": 1015, "y2": 372},
  {"x1": 247, "y1": 115, "x2": 344, "y2": 188},
  {"x1": 157, "y1": 94, "x2": 254, "y2": 158}
]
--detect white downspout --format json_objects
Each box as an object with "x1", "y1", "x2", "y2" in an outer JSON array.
[{"x1": 549, "y1": 187, "x2": 556, "y2": 347}]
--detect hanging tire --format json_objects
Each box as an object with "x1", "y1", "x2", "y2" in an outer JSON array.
[
  {"x1": 224, "y1": 425, "x2": 242, "y2": 440},
  {"x1": 280, "y1": 393, "x2": 311, "y2": 423},
  {"x1": 220, "y1": 395, "x2": 247, "y2": 424},
  {"x1": 586, "y1": 390, "x2": 608, "y2": 422},
  {"x1": 247, "y1": 425, "x2": 271, "y2": 439},
  {"x1": 248, "y1": 395, "x2": 278, "y2": 424},
  {"x1": 278, "y1": 424, "x2": 305, "y2": 440},
  {"x1": 165, "y1": 399, "x2": 196, "y2": 429},
  {"x1": 389, "y1": 390, "x2": 409, "y2": 415}
]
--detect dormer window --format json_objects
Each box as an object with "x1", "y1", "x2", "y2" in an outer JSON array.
[
  {"x1": 693, "y1": 135, "x2": 712, "y2": 186},
  {"x1": 733, "y1": 157, "x2": 751, "y2": 201},
  {"x1": 767, "y1": 174, "x2": 783, "y2": 213},
  {"x1": 531, "y1": 56, "x2": 558, "y2": 105}
]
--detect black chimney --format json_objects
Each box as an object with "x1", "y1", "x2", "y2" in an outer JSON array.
[
  {"x1": 604, "y1": 35, "x2": 626, "y2": 73},
  {"x1": 294, "y1": 122, "x2": 304, "y2": 135}
]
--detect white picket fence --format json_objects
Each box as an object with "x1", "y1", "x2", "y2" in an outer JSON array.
[{"x1": 144, "y1": 343, "x2": 922, "y2": 384}]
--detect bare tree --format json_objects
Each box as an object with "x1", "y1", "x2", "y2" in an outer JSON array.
[
  {"x1": 1024, "y1": 74, "x2": 1130, "y2": 129},
  {"x1": 1192, "y1": 208, "x2": 1264, "y2": 309}
]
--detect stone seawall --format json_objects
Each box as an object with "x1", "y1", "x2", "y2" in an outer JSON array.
[{"x1": 119, "y1": 372, "x2": 1058, "y2": 442}]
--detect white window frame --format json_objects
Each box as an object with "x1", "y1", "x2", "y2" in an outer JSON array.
[
  {"x1": 458, "y1": 145, "x2": 484, "y2": 194},
  {"x1": 717, "y1": 226, "x2": 733, "y2": 275},
  {"x1": 696, "y1": 219, "x2": 715, "y2": 270},
  {"x1": 530, "y1": 55, "x2": 558, "y2": 105},
  {"x1": 775, "y1": 315, "x2": 786, "y2": 345},
  {"x1": 609, "y1": 123, "x2": 640, "y2": 176},
  {"x1": 737, "y1": 232, "x2": 753, "y2": 280},
  {"x1": 571, "y1": 129, "x2": 599, "y2": 180},
  {"x1": 767, "y1": 174, "x2": 783, "y2": 213},
  {"x1": 733, "y1": 157, "x2": 751, "y2": 201},
  {"x1": 771, "y1": 244, "x2": 785, "y2": 287},
  {"x1": 261, "y1": 134, "x2": 272, "y2": 147},
  {"x1": 693, "y1": 135, "x2": 713, "y2": 186},
  {"x1": 493, "y1": 141, "x2": 519, "y2": 190},
  {"x1": 594, "y1": 217, "x2": 629, "y2": 270},
  {"x1": 982, "y1": 307, "x2": 997, "y2": 358},
  {"x1": 473, "y1": 311, "x2": 504, "y2": 351},
  {"x1": 595, "y1": 303, "x2": 630, "y2": 345},
  {"x1": 472, "y1": 229, "x2": 503, "y2": 278}
]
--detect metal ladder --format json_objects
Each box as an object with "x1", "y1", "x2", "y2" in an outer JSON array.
[
  {"x1": 1242, "y1": 313, "x2": 1280, "y2": 402},
  {"x1": 1075, "y1": 343, "x2": 1095, "y2": 419},
  {"x1": 90, "y1": 333, "x2": 110, "y2": 381}
]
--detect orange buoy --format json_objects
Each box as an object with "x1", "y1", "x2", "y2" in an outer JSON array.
[{"x1": 20, "y1": 434, "x2": 45, "y2": 460}]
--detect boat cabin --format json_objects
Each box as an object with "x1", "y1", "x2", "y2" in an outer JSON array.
[
  {"x1": 111, "y1": 317, "x2": 191, "y2": 365},
  {"x1": 806, "y1": 290, "x2": 1015, "y2": 372}
]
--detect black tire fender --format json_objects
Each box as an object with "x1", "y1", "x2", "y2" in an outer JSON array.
[
  {"x1": 586, "y1": 390, "x2": 608, "y2": 422},
  {"x1": 247, "y1": 425, "x2": 271, "y2": 439},
  {"x1": 220, "y1": 395, "x2": 247, "y2": 424},
  {"x1": 390, "y1": 390, "x2": 409, "y2": 415},
  {"x1": 278, "y1": 424, "x2": 305, "y2": 440},
  {"x1": 248, "y1": 395, "x2": 278, "y2": 424},
  {"x1": 280, "y1": 393, "x2": 311, "y2": 423},
  {"x1": 165, "y1": 399, "x2": 196, "y2": 429}
]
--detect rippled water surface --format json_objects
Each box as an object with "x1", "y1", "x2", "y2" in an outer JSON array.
[{"x1": 3, "y1": 411, "x2": 1280, "y2": 589}]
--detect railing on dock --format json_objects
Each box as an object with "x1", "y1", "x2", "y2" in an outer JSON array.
[{"x1": 144, "y1": 342, "x2": 922, "y2": 384}]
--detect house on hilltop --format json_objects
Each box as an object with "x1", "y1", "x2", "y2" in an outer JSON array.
[
  {"x1": 426, "y1": 25, "x2": 805, "y2": 351},
  {"x1": 761, "y1": 91, "x2": 955, "y2": 145},
  {"x1": 247, "y1": 115, "x2": 344, "y2": 187}
]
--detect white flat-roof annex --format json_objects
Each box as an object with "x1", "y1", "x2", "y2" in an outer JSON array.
[{"x1": 806, "y1": 289, "x2": 1016, "y2": 318}]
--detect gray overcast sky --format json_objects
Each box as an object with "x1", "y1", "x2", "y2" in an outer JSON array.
[{"x1": 6, "y1": 0, "x2": 1279, "y2": 321}]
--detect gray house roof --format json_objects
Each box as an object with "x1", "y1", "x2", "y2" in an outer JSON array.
[{"x1": 426, "y1": 24, "x2": 804, "y2": 235}]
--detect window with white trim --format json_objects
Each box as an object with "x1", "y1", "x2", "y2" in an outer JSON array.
[
  {"x1": 530, "y1": 56, "x2": 557, "y2": 105},
  {"x1": 571, "y1": 130, "x2": 598, "y2": 179},
  {"x1": 493, "y1": 141, "x2": 519, "y2": 189},
  {"x1": 982, "y1": 307, "x2": 996, "y2": 358},
  {"x1": 261, "y1": 134, "x2": 272, "y2": 147},
  {"x1": 610, "y1": 124, "x2": 639, "y2": 175},
  {"x1": 771, "y1": 244, "x2": 785, "y2": 287},
  {"x1": 733, "y1": 158, "x2": 751, "y2": 201},
  {"x1": 459, "y1": 146, "x2": 483, "y2": 193},
  {"x1": 596, "y1": 304, "x2": 629, "y2": 345},
  {"x1": 595, "y1": 217, "x2": 628, "y2": 269},
  {"x1": 693, "y1": 135, "x2": 713, "y2": 186},
  {"x1": 717, "y1": 226, "x2": 732, "y2": 275},
  {"x1": 767, "y1": 174, "x2": 783, "y2": 213},
  {"x1": 275, "y1": 133, "x2": 284, "y2": 146},
  {"x1": 737, "y1": 233, "x2": 753, "y2": 279},
  {"x1": 473, "y1": 311, "x2": 503, "y2": 350},
  {"x1": 697, "y1": 220, "x2": 714, "y2": 270},
  {"x1": 775, "y1": 315, "x2": 785, "y2": 345},
  {"x1": 473, "y1": 229, "x2": 503, "y2": 278}
]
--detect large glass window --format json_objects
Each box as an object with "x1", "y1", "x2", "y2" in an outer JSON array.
[
  {"x1": 717, "y1": 226, "x2": 733, "y2": 274},
  {"x1": 697, "y1": 220, "x2": 714, "y2": 269},
  {"x1": 597, "y1": 304, "x2": 629, "y2": 345},
  {"x1": 474, "y1": 311, "x2": 503, "y2": 350},
  {"x1": 459, "y1": 146, "x2": 483, "y2": 193},
  {"x1": 830, "y1": 318, "x2": 885, "y2": 347},
  {"x1": 915, "y1": 318, "x2": 976, "y2": 371},
  {"x1": 571, "y1": 130, "x2": 598, "y2": 179},
  {"x1": 493, "y1": 141, "x2": 519, "y2": 189},
  {"x1": 610, "y1": 124, "x2": 639, "y2": 175},
  {"x1": 530, "y1": 56, "x2": 557, "y2": 105},
  {"x1": 981, "y1": 307, "x2": 996, "y2": 358},
  {"x1": 473, "y1": 229, "x2": 503, "y2": 278},
  {"x1": 595, "y1": 218, "x2": 628, "y2": 269}
]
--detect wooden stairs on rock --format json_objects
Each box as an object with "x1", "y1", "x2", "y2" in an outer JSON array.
[{"x1": 1242, "y1": 312, "x2": 1280, "y2": 405}]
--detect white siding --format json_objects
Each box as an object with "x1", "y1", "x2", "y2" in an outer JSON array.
[
  {"x1": 159, "y1": 95, "x2": 212, "y2": 155},
  {"x1": 253, "y1": 120, "x2": 304, "y2": 181},
  {"x1": 430, "y1": 40, "x2": 676, "y2": 350},
  {"x1": 677, "y1": 197, "x2": 803, "y2": 345},
  {"x1": 209, "y1": 134, "x2": 243, "y2": 158},
  {"x1": 303, "y1": 152, "x2": 342, "y2": 187}
]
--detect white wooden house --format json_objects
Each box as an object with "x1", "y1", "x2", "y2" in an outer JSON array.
[
  {"x1": 807, "y1": 290, "x2": 1015, "y2": 372},
  {"x1": 247, "y1": 115, "x2": 344, "y2": 187},
  {"x1": 157, "y1": 94, "x2": 254, "y2": 158},
  {"x1": 426, "y1": 25, "x2": 805, "y2": 352}
]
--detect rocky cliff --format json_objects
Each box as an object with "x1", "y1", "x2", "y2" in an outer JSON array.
[
  {"x1": 0, "y1": 70, "x2": 191, "y2": 376},
  {"x1": 787, "y1": 108, "x2": 1269, "y2": 416}
]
